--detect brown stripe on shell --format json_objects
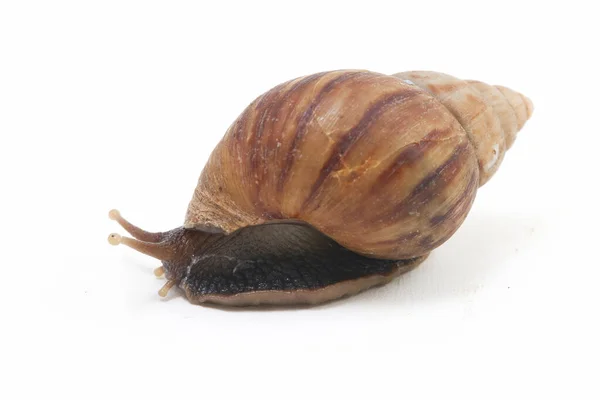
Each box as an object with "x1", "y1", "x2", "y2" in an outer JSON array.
[
  {"x1": 374, "y1": 140, "x2": 471, "y2": 225},
  {"x1": 276, "y1": 71, "x2": 368, "y2": 193},
  {"x1": 373, "y1": 127, "x2": 452, "y2": 189},
  {"x1": 244, "y1": 72, "x2": 331, "y2": 215},
  {"x1": 247, "y1": 92, "x2": 280, "y2": 175},
  {"x1": 394, "y1": 71, "x2": 507, "y2": 187},
  {"x1": 230, "y1": 79, "x2": 290, "y2": 143},
  {"x1": 423, "y1": 169, "x2": 478, "y2": 250},
  {"x1": 230, "y1": 102, "x2": 252, "y2": 143},
  {"x1": 301, "y1": 89, "x2": 421, "y2": 209},
  {"x1": 248, "y1": 72, "x2": 329, "y2": 174},
  {"x1": 429, "y1": 167, "x2": 478, "y2": 228},
  {"x1": 373, "y1": 156, "x2": 476, "y2": 255},
  {"x1": 264, "y1": 72, "x2": 344, "y2": 167}
]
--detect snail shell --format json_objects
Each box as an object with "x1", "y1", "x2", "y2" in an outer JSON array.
[
  {"x1": 185, "y1": 70, "x2": 532, "y2": 260},
  {"x1": 395, "y1": 71, "x2": 533, "y2": 184}
]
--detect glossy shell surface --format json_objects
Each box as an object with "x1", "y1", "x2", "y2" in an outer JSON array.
[{"x1": 185, "y1": 70, "x2": 481, "y2": 259}]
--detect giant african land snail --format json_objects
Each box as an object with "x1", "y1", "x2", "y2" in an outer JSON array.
[{"x1": 108, "y1": 70, "x2": 533, "y2": 306}]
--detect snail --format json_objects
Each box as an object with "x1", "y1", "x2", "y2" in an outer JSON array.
[{"x1": 108, "y1": 70, "x2": 533, "y2": 306}]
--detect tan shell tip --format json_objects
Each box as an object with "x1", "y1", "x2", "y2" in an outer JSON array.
[
  {"x1": 108, "y1": 233, "x2": 122, "y2": 246},
  {"x1": 523, "y1": 95, "x2": 534, "y2": 119}
]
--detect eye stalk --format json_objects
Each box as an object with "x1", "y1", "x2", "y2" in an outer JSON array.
[
  {"x1": 108, "y1": 209, "x2": 164, "y2": 242},
  {"x1": 108, "y1": 209, "x2": 179, "y2": 296},
  {"x1": 107, "y1": 232, "x2": 121, "y2": 246},
  {"x1": 106, "y1": 231, "x2": 175, "y2": 260},
  {"x1": 107, "y1": 209, "x2": 219, "y2": 298}
]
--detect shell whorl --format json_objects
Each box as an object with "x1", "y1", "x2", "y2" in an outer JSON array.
[
  {"x1": 393, "y1": 71, "x2": 533, "y2": 186},
  {"x1": 185, "y1": 70, "x2": 532, "y2": 260}
]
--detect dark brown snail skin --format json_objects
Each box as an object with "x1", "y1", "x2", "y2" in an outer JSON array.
[{"x1": 108, "y1": 70, "x2": 533, "y2": 307}]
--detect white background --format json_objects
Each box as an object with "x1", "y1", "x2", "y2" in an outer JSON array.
[{"x1": 1, "y1": 1, "x2": 598, "y2": 399}]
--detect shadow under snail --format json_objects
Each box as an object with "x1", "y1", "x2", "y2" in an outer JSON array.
[{"x1": 108, "y1": 70, "x2": 533, "y2": 307}]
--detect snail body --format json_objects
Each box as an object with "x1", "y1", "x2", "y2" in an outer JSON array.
[{"x1": 108, "y1": 70, "x2": 533, "y2": 306}]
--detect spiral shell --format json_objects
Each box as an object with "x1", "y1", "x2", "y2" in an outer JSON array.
[
  {"x1": 394, "y1": 71, "x2": 533, "y2": 185},
  {"x1": 185, "y1": 70, "x2": 532, "y2": 259}
]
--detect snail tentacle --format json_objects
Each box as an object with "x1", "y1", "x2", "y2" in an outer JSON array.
[{"x1": 108, "y1": 209, "x2": 164, "y2": 242}]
